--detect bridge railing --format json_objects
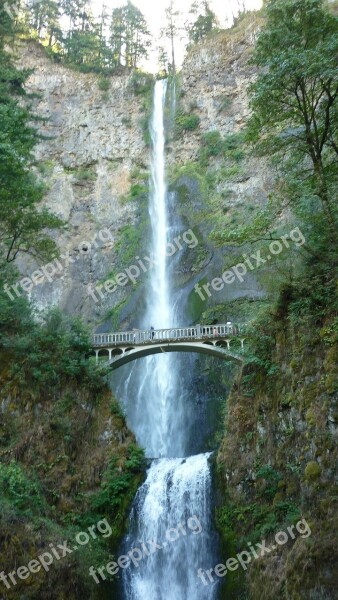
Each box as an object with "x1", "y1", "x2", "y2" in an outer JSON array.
[{"x1": 93, "y1": 323, "x2": 248, "y2": 347}]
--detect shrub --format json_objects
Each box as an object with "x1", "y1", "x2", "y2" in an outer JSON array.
[
  {"x1": 0, "y1": 461, "x2": 45, "y2": 514},
  {"x1": 304, "y1": 461, "x2": 321, "y2": 481},
  {"x1": 129, "y1": 70, "x2": 154, "y2": 95},
  {"x1": 175, "y1": 112, "x2": 200, "y2": 135},
  {"x1": 76, "y1": 166, "x2": 97, "y2": 182},
  {"x1": 122, "y1": 116, "x2": 132, "y2": 128},
  {"x1": 98, "y1": 77, "x2": 110, "y2": 92},
  {"x1": 129, "y1": 183, "x2": 147, "y2": 198},
  {"x1": 218, "y1": 96, "x2": 232, "y2": 112},
  {"x1": 199, "y1": 131, "x2": 245, "y2": 165},
  {"x1": 200, "y1": 131, "x2": 223, "y2": 164}
]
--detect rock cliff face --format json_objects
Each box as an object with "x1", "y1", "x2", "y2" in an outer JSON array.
[
  {"x1": 15, "y1": 13, "x2": 269, "y2": 328},
  {"x1": 216, "y1": 310, "x2": 338, "y2": 600},
  {"x1": 16, "y1": 40, "x2": 149, "y2": 324}
]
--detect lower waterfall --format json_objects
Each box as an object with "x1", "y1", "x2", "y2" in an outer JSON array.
[{"x1": 122, "y1": 454, "x2": 217, "y2": 600}]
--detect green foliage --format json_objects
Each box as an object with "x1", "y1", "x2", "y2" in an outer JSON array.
[
  {"x1": 249, "y1": 0, "x2": 338, "y2": 233},
  {"x1": 0, "y1": 295, "x2": 106, "y2": 398},
  {"x1": 175, "y1": 112, "x2": 200, "y2": 135},
  {"x1": 304, "y1": 461, "x2": 321, "y2": 481},
  {"x1": 0, "y1": 32, "x2": 63, "y2": 268},
  {"x1": 255, "y1": 465, "x2": 282, "y2": 500},
  {"x1": 129, "y1": 183, "x2": 147, "y2": 199},
  {"x1": 121, "y1": 115, "x2": 132, "y2": 127},
  {"x1": 187, "y1": 0, "x2": 218, "y2": 44},
  {"x1": 217, "y1": 496, "x2": 300, "y2": 546},
  {"x1": 110, "y1": 2, "x2": 151, "y2": 69},
  {"x1": 129, "y1": 70, "x2": 154, "y2": 95},
  {"x1": 114, "y1": 222, "x2": 144, "y2": 266},
  {"x1": 0, "y1": 461, "x2": 46, "y2": 514},
  {"x1": 90, "y1": 445, "x2": 145, "y2": 515},
  {"x1": 200, "y1": 130, "x2": 223, "y2": 157},
  {"x1": 98, "y1": 77, "x2": 110, "y2": 91},
  {"x1": 240, "y1": 312, "x2": 280, "y2": 389},
  {"x1": 23, "y1": 0, "x2": 151, "y2": 73},
  {"x1": 76, "y1": 165, "x2": 97, "y2": 182},
  {"x1": 199, "y1": 131, "x2": 245, "y2": 166},
  {"x1": 138, "y1": 114, "x2": 151, "y2": 146},
  {"x1": 321, "y1": 317, "x2": 338, "y2": 345}
]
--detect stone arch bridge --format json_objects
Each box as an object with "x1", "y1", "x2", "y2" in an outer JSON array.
[{"x1": 92, "y1": 323, "x2": 247, "y2": 371}]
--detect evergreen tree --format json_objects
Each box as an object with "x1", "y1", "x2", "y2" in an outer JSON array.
[
  {"x1": 187, "y1": 0, "x2": 217, "y2": 44},
  {"x1": 96, "y1": 3, "x2": 112, "y2": 70},
  {"x1": 109, "y1": 1, "x2": 150, "y2": 69},
  {"x1": 158, "y1": 45, "x2": 169, "y2": 73},
  {"x1": 61, "y1": 0, "x2": 101, "y2": 69},
  {"x1": 26, "y1": 0, "x2": 62, "y2": 46},
  {"x1": 0, "y1": 0, "x2": 62, "y2": 267},
  {"x1": 109, "y1": 6, "x2": 125, "y2": 67},
  {"x1": 161, "y1": 1, "x2": 182, "y2": 75}
]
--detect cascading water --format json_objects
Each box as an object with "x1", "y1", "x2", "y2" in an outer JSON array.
[
  {"x1": 116, "y1": 79, "x2": 194, "y2": 459},
  {"x1": 122, "y1": 454, "x2": 217, "y2": 600},
  {"x1": 119, "y1": 80, "x2": 219, "y2": 600}
]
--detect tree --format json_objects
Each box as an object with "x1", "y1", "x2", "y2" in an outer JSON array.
[
  {"x1": 157, "y1": 45, "x2": 169, "y2": 73},
  {"x1": 0, "y1": 5, "x2": 62, "y2": 268},
  {"x1": 124, "y1": 1, "x2": 150, "y2": 68},
  {"x1": 26, "y1": 0, "x2": 62, "y2": 46},
  {"x1": 96, "y1": 3, "x2": 112, "y2": 69},
  {"x1": 109, "y1": 1, "x2": 150, "y2": 69},
  {"x1": 249, "y1": 0, "x2": 338, "y2": 234},
  {"x1": 161, "y1": 1, "x2": 182, "y2": 75},
  {"x1": 187, "y1": 0, "x2": 217, "y2": 44},
  {"x1": 109, "y1": 6, "x2": 125, "y2": 67}
]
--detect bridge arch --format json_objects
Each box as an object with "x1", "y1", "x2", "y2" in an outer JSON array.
[
  {"x1": 100, "y1": 342, "x2": 243, "y2": 371},
  {"x1": 92, "y1": 323, "x2": 248, "y2": 372}
]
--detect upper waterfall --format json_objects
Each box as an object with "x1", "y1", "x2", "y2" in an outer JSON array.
[{"x1": 147, "y1": 79, "x2": 171, "y2": 330}]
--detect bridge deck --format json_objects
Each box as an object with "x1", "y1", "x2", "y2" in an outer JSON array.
[{"x1": 93, "y1": 323, "x2": 247, "y2": 348}]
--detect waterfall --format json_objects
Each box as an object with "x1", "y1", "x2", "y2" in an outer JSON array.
[
  {"x1": 117, "y1": 79, "x2": 190, "y2": 459},
  {"x1": 120, "y1": 80, "x2": 219, "y2": 600},
  {"x1": 122, "y1": 454, "x2": 217, "y2": 600}
]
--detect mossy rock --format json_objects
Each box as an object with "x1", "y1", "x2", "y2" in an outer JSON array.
[{"x1": 304, "y1": 461, "x2": 321, "y2": 482}]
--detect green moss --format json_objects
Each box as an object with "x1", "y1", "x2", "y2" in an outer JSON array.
[
  {"x1": 304, "y1": 461, "x2": 321, "y2": 481},
  {"x1": 114, "y1": 223, "x2": 144, "y2": 267},
  {"x1": 186, "y1": 276, "x2": 209, "y2": 322},
  {"x1": 306, "y1": 408, "x2": 317, "y2": 427}
]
